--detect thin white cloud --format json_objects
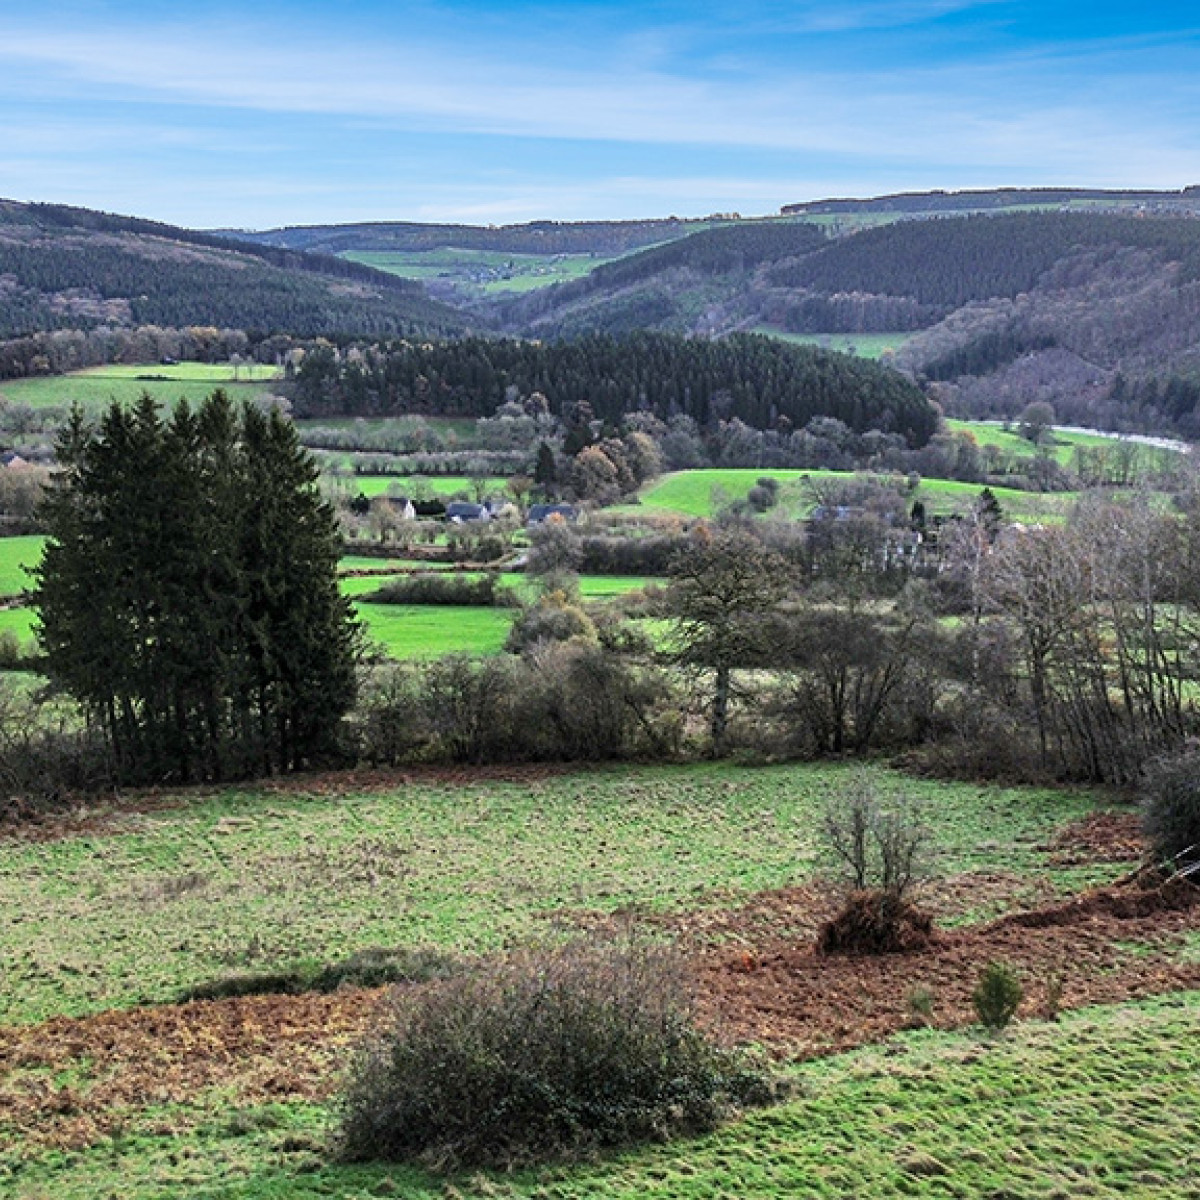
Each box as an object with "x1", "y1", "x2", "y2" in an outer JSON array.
[
  {"x1": 0, "y1": 13, "x2": 1197, "y2": 164},
  {"x1": 2, "y1": 6, "x2": 1199, "y2": 225}
]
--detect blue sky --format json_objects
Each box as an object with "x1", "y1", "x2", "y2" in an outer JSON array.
[{"x1": 1, "y1": 0, "x2": 1198, "y2": 229}]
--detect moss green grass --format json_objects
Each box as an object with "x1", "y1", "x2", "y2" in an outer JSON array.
[
  {"x1": 629, "y1": 469, "x2": 1075, "y2": 523},
  {"x1": 0, "y1": 364, "x2": 277, "y2": 411},
  {"x1": 0, "y1": 535, "x2": 43, "y2": 598},
  {"x1": 0, "y1": 761, "x2": 1115, "y2": 1026}
]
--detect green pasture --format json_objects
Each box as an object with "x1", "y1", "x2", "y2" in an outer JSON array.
[
  {"x1": 338, "y1": 555, "x2": 444, "y2": 572},
  {"x1": 0, "y1": 363, "x2": 277, "y2": 412},
  {"x1": 0, "y1": 606, "x2": 35, "y2": 643},
  {"x1": 326, "y1": 474, "x2": 507, "y2": 499},
  {"x1": 354, "y1": 601, "x2": 514, "y2": 658},
  {"x1": 9, "y1": 992, "x2": 1196, "y2": 1200},
  {"x1": 75, "y1": 363, "x2": 280, "y2": 383},
  {"x1": 0, "y1": 760, "x2": 1117, "y2": 1026},
  {"x1": 629, "y1": 469, "x2": 1076, "y2": 523},
  {"x1": 947, "y1": 419, "x2": 1185, "y2": 472},
  {"x1": 0, "y1": 535, "x2": 43, "y2": 598},
  {"x1": 342, "y1": 248, "x2": 620, "y2": 293},
  {"x1": 753, "y1": 328, "x2": 912, "y2": 359},
  {"x1": 342, "y1": 572, "x2": 652, "y2": 604}
]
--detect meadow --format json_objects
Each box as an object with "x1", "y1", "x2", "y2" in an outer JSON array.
[
  {"x1": 0, "y1": 535, "x2": 43, "y2": 599},
  {"x1": 342, "y1": 248, "x2": 621, "y2": 293},
  {"x1": 946, "y1": 418, "x2": 1185, "y2": 471},
  {"x1": 328, "y1": 473, "x2": 507, "y2": 499},
  {"x1": 0, "y1": 761, "x2": 1115, "y2": 1025},
  {"x1": 627, "y1": 468, "x2": 1077, "y2": 523},
  {"x1": 2, "y1": 757, "x2": 1195, "y2": 1199},
  {"x1": 753, "y1": 328, "x2": 912, "y2": 359},
  {"x1": 0, "y1": 363, "x2": 280, "y2": 412}
]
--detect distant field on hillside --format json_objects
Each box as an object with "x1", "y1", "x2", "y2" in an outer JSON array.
[
  {"x1": 947, "y1": 419, "x2": 1186, "y2": 470},
  {"x1": 754, "y1": 328, "x2": 912, "y2": 359},
  {"x1": 0, "y1": 363, "x2": 279, "y2": 411},
  {"x1": 343, "y1": 247, "x2": 621, "y2": 293},
  {"x1": 327, "y1": 473, "x2": 508, "y2": 499},
  {"x1": 78, "y1": 363, "x2": 281, "y2": 383}
]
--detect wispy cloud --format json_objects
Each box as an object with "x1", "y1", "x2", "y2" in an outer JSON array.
[{"x1": 1, "y1": 2, "x2": 1198, "y2": 225}]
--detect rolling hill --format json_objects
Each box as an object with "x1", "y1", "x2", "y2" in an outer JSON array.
[
  {"x1": 0, "y1": 199, "x2": 473, "y2": 340},
  {"x1": 477, "y1": 209, "x2": 1200, "y2": 436}
]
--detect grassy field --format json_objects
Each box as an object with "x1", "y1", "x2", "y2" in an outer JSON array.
[
  {"x1": 2, "y1": 991, "x2": 1195, "y2": 1199},
  {"x1": 947, "y1": 418, "x2": 1186, "y2": 471},
  {"x1": 342, "y1": 248, "x2": 620, "y2": 293},
  {"x1": 0, "y1": 363, "x2": 279, "y2": 412},
  {"x1": 0, "y1": 535, "x2": 43, "y2": 598},
  {"x1": 354, "y1": 601, "x2": 515, "y2": 657},
  {"x1": 753, "y1": 328, "x2": 912, "y2": 359},
  {"x1": 326, "y1": 474, "x2": 508, "y2": 499},
  {"x1": 629, "y1": 469, "x2": 1077, "y2": 523},
  {"x1": 0, "y1": 761, "x2": 1113, "y2": 1026},
  {"x1": 5, "y1": 755, "x2": 1188, "y2": 1199}
]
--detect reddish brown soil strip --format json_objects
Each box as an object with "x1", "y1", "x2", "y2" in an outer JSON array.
[
  {"x1": 3, "y1": 874, "x2": 1195, "y2": 1155},
  {"x1": 0, "y1": 990, "x2": 383, "y2": 1152},
  {"x1": 698, "y1": 875, "x2": 1200, "y2": 1058},
  {"x1": 1046, "y1": 809, "x2": 1145, "y2": 864}
]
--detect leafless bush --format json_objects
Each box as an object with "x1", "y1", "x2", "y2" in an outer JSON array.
[
  {"x1": 821, "y1": 769, "x2": 931, "y2": 899},
  {"x1": 338, "y1": 937, "x2": 776, "y2": 1169}
]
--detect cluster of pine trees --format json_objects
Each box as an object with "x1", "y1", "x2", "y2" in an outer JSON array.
[
  {"x1": 289, "y1": 332, "x2": 938, "y2": 446},
  {"x1": 766, "y1": 213, "x2": 1200, "y2": 309},
  {"x1": 31, "y1": 392, "x2": 359, "y2": 783}
]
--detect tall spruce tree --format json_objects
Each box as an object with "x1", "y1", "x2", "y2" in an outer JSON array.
[{"x1": 32, "y1": 392, "x2": 358, "y2": 783}]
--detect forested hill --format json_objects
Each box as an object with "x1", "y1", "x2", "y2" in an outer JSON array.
[
  {"x1": 0, "y1": 200, "x2": 473, "y2": 339},
  {"x1": 288, "y1": 331, "x2": 939, "y2": 446},
  {"x1": 782, "y1": 186, "x2": 1200, "y2": 217},
  {"x1": 482, "y1": 210, "x2": 1200, "y2": 436},
  {"x1": 221, "y1": 216, "x2": 710, "y2": 257}
]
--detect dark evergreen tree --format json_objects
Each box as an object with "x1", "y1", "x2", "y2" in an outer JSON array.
[{"x1": 31, "y1": 392, "x2": 358, "y2": 782}]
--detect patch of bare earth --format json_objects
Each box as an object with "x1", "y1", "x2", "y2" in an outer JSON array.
[
  {"x1": 698, "y1": 871, "x2": 1200, "y2": 1058},
  {"x1": 0, "y1": 990, "x2": 383, "y2": 1152}
]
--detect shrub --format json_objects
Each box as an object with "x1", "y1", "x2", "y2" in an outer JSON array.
[
  {"x1": 1141, "y1": 747, "x2": 1200, "y2": 871},
  {"x1": 0, "y1": 683, "x2": 114, "y2": 817},
  {"x1": 973, "y1": 961, "x2": 1023, "y2": 1030},
  {"x1": 505, "y1": 593, "x2": 597, "y2": 654},
  {"x1": 816, "y1": 888, "x2": 934, "y2": 955},
  {"x1": 821, "y1": 769, "x2": 931, "y2": 898},
  {"x1": 366, "y1": 572, "x2": 517, "y2": 607},
  {"x1": 337, "y1": 938, "x2": 775, "y2": 1169},
  {"x1": 816, "y1": 770, "x2": 936, "y2": 956}
]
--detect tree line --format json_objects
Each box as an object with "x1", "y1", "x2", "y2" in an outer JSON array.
[{"x1": 288, "y1": 332, "x2": 939, "y2": 446}]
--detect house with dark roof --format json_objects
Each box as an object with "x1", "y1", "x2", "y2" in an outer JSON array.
[{"x1": 527, "y1": 503, "x2": 580, "y2": 526}]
